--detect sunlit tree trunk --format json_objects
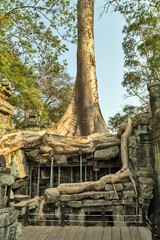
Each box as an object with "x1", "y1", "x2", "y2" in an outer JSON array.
[{"x1": 53, "y1": 0, "x2": 108, "y2": 136}]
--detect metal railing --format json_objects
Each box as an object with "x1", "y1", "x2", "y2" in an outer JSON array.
[{"x1": 23, "y1": 204, "x2": 143, "y2": 228}]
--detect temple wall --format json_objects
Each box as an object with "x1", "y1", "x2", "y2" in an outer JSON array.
[{"x1": 148, "y1": 83, "x2": 160, "y2": 225}]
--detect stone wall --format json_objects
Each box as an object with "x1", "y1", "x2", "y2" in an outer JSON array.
[
  {"x1": 0, "y1": 156, "x2": 22, "y2": 239},
  {"x1": 0, "y1": 81, "x2": 14, "y2": 135},
  {"x1": 148, "y1": 83, "x2": 160, "y2": 225}
]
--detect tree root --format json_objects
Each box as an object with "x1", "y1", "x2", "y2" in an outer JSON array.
[{"x1": 57, "y1": 118, "x2": 138, "y2": 198}]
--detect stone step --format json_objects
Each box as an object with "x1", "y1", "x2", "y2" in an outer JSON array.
[{"x1": 14, "y1": 194, "x2": 30, "y2": 203}]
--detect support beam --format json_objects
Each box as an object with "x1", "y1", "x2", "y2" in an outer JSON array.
[
  {"x1": 90, "y1": 167, "x2": 92, "y2": 181},
  {"x1": 29, "y1": 167, "x2": 32, "y2": 198},
  {"x1": 85, "y1": 166, "x2": 87, "y2": 182},
  {"x1": 58, "y1": 166, "x2": 61, "y2": 186},
  {"x1": 50, "y1": 155, "x2": 54, "y2": 188},
  {"x1": 71, "y1": 167, "x2": 73, "y2": 183},
  {"x1": 37, "y1": 166, "x2": 40, "y2": 196},
  {"x1": 79, "y1": 149, "x2": 83, "y2": 182}
]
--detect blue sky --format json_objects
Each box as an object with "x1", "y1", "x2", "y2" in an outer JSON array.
[{"x1": 62, "y1": 1, "x2": 140, "y2": 124}]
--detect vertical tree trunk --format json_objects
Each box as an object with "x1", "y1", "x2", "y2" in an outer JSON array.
[{"x1": 53, "y1": 0, "x2": 108, "y2": 136}]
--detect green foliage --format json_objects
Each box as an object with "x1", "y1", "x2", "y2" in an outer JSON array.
[
  {"x1": 36, "y1": 59, "x2": 74, "y2": 122},
  {"x1": 0, "y1": 0, "x2": 76, "y2": 127},
  {"x1": 0, "y1": 49, "x2": 47, "y2": 127},
  {"x1": 108, "y1": 104, "x2": 144, "y2": 133},
  {"x1": 0, "y1": 0, "x2": 77, "y2": 64}
]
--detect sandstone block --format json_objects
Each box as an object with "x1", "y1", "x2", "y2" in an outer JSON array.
[
  {"x1": 0, "y1": 208, "x2": 18, "y2": 228},
  {"x1": 0, "y1": 174, "x2": 15, "y2": 186},
  {"x1": 94, "y1": 146, "x2": 119, "y2": 160},
  {"x1": 123, "y1": 190, "x2": 135, "y2": 200},
  {"x1": 137, "y1": 171, "x2": 152, "y2": 178},
  {"x1": 44, "y1": 188, "x2": 60, "y2": 203},
  {"x1": 138, "y1": 177, "x2": 154, "y2": 185},
  {"x1": 105, "y1": 184, "x2": 113, "y2": 191},
  {"x1": 123, "y1": 182, "x2": 134, "y2": 191}
]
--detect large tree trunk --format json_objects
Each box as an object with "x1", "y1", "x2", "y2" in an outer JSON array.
[{"x1": 53, "y1": 0, "x2": 108, "y2": 136}]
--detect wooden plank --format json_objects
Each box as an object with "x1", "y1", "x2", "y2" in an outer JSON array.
[
  {"x1": 112, "y1": 227, "x2": 121, "y2": 240},
  {"x1": 64, "y1": 226, "x2": 80, "y2": 240},
  {"x1": 120, "y1": 227, "x2": 131, "y2": 240},
  {"x1": 137, "y1": 227, "x2": 152, "y2": 240},
  {"x1": 129, "y1": 227, "x2": 141, "y2": 240},
  {"x1": 54, "y1": 226, "x2": 72, "y2": 240},
  {"x1": 28, "y1": 226, "x2": 48, "y2": 240},
  {"x1": 92, "y1": 227, "x2": 103, "y2": 240},
  {"x1": 73, "y1": 226, "x2": 87, "y2": 240},
  {"x1": 83, "y1": 227, "x2": 95, "y2": 240},
  {"x1": 35, "y1": 226, "x2": 56, "y2": 240},
  {"x1": 102, "y1": 227, "x2": 111, "y2": 240},
  {"x1": 23, "y1": 226, "x2": 42, "y2": 240},
  {"x1": 47, "y1": 226, "x2": 63, "y2": 240}
]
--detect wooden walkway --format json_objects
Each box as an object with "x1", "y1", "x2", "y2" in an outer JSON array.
[{"x1": 22, "y1": 226, "x2": 152, "y2": 240}]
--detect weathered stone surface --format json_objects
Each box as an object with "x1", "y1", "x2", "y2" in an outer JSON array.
[
  {"x1": 138, "y1": 190, "x2": 153, "y2": 199},
  {"x1": 67, "y1": 201, "x2": 82, "y2": 208},
  {"x1": 138, "y1": 183, "x2": 154, "y2": 192},
  {"x1": 56, "y1": 155, "x2": 68, "y2": 165},
  {"x1": 25, "y1": 149, "x2": 40, "y2": 160},
  {"x1": 41, "y1": 132, "x2": 120, "y2": 155},
  {"x1": 105, "y1": 184, "x2": 113, "y2": 191},
  {"x1": 82, "y1": 199, "x2": 112, "y2": 207},
  {"x1": 0, "y1": 208, "x2": 18, "y2": 228},
  {"x1": 0, "y1": 227, "x2": 5, "y2": 240},
  {"x1": 14, "y1": 194, "x2": 29, "y2": 202},
  {"x1": 44, "y1": 188, "x2": 60, "y2": 203},
  {"x1": 0, "y1": 130, "x2": 46, "y2": 156},
  {"x1": 5, "y1": 221, "x2": 22, "y2": 240},
  {"x1": 12, "y1": 180, "x2": 27, "y2": 190},
  {"x1": 1, "y1": 196, "x2": 8, "y2": 208},
  {"x1": 137, "y1": 171, "x2": 152, "y2": 178},
  {"x1": 94, "y1": 146, "x2": 119, "y2": 161},
  {"x1": 0, "y1": 155, "x2": 6, "y2": 167},
  {"x1": 123, "y1": 182, "x2": 134, "y2": 191},
  {"x1": 109, "y1": 191, "x2": 118, "y2": 200},
  {"x1": 61, "y1": 191, "x2": 116, "y2": 202},
  {"x1": 67, "y1": 199, "x2": 112, "y2": 208},
  {"x1": 5, "y1": 149, "x2": 29, "y2": 178},
  {"x1": 0, "y1": 167, "x2": 11, "y2": 174},
  {"x1": 138, "y1": 177, "x2": 154, "y2": 185},
  {"x1": 14, "y1": 196, "x2": 40, "y2": 211},
  {"x1": 0, "y1": 173, "x2": 15, "y2": 185},
  {"x1": 123, "y1": 190, "x2": 135, "y2": 200}
]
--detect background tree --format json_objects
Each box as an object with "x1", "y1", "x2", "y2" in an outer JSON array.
[
  {"x1": 108, "y1": 104, "x2": 144, "y2": 133},
  {"x1": 0, "y1": 0, "x2": 76, "y2": 127},
  {"x1": 36, "y1": 58, "x2": 74, "y2": 123}
]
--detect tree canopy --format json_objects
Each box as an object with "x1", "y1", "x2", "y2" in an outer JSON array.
[{"x1": 0, "y1": 0, "x2": 76, "y2": 127}]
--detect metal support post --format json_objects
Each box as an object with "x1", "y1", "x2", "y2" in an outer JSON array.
[
  {"x1": 58, "y1": 166, "x2": 61, "y2": 186},
  {"x1": 49, "y1": 150, "x2": 54, "y2": 188},
  {"x1": 79, "y1": 149, "x2": 83, "y2": 182},
  {"x1": 90, "y1": 167, "x2": 92, "y2": 181},
  {"x1": 29, "y1": 167, "x2": 32, "y2": 198},
  {"x1": 95, "y1": 171, "x2": 98, "y2": 181},
  {"x1": 37, "y1": 166, "x2": 40, "y2": 196},
  {"x1": 85, "y1": 166, "x2": 87, "y2": 181},
  {"x1": 102, "y1": 206, "x2": 106, "y2": 227},
  {"x1": 24, "y1": 203, "x2": 30, "y2": 226},
  {"x1": 71, "y1": 167, "x2": 73, "y2": 183},
  {"x1": 61, "y1": 203, "x2": 65, "y2": 227}
]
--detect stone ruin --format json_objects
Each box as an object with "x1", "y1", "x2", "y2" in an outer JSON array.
[
  {"x1": 0, "y1": 81, "x2": 14, "y2": 135},
  {"x1": 1, "y1": 81, "x2": 160, "y2": 238}
]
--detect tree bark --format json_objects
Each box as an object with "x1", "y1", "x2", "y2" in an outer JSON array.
[{"x1": 53, "y1": 0, "x2": 108, "y2": 136}]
